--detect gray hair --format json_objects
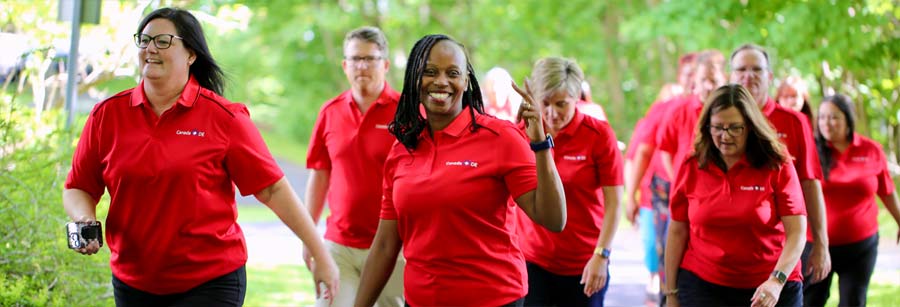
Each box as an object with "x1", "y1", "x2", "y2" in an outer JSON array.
[
  {"x1": 529, "y1": 57, "x2": 584, "y2": 103},
  {"x1": 343, "y1": 26, "x2": 388, "y2": 55}
]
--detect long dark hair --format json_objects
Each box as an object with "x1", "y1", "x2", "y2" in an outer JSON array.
[
  {"x1": 694, "y1": 84, "x2": 787, "y2": 171},
  {"x1": 390, "y1": 34, "x2": 485, "y2": 151},
  {"x1": 137, "y1": 7, "x2": 226, "y2": 96},
  {"x1": 815, "y1": 94, "x2": 856, "y2": 180}
]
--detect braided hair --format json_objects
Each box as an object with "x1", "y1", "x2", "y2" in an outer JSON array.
[{"x1": 389, "y1": 34, "x2": 485, "y2": 151}]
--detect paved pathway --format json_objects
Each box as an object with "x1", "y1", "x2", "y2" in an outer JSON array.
[{"x1": 241, "y1": 159, "x2": 900, "y2": 307}]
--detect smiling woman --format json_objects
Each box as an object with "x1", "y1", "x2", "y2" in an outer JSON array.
[
  {"x1": 61, "y1": 7, "x2": 339, "y2": 307},
  {"x1": 354, "y1": 34, "x2": 567, "y2": 307}
]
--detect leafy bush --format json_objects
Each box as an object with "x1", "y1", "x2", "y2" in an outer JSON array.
[{"x1": 0, "y1": 92, "x2": 113, "y2": 306}]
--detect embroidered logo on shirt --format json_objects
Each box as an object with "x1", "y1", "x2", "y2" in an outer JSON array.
[
  {"x1": 740, "y1": 185, "x2": 765, "y2": 191},
  {"x1": 851, "y1": 156, "x2": 869, "y2": 162},
  {"x1": 445, "y1": 160, "x2": 479, "y2": 168},
  {"x1": 375, "y1": 124, "x2": 389, "y2": 129},
  {"x1": 563, "y1": 155, "x2": 587, "y2": 161},
  {"x1": 176, "y1": 129, "x2": 205, "y2": 137}
]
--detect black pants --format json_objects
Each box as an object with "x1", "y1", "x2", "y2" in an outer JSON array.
[
  {"x1": 112, "y1": 265, "x2": 246, "y2": 307},
  {"x1": 804, "y1": 233, "x2": 879, "y2": 307},
  {"x1": 677, "y1": 268, "x2": 802, "y2": 307},
  {"x1": 405, "y1": 297, "x2": 524, "y2": 307},
  {"x1": 524, "y1": 262, "x2": 609, "y2": 307}
]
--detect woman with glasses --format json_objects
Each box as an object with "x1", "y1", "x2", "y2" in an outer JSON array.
[
  {"x1": 804, "y1": 94, "x2": 900, "y2": 307},
  {"x1": 63, "y1": 7, "x2": 338, "y2": 306},
  {"x1": 664, "y1": 84, "x2": 807, "y2": 307}
]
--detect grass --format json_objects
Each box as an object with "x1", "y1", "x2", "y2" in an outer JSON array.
[
  {"x1": 237, "y1": 204, "x2": 282, "y2": 223},
  {"x1": 245, "y1": 264, "x2": 317, "y2": 307},
  {"x1": 823, "y1": 282, "x2": 900, "y2": 307}
]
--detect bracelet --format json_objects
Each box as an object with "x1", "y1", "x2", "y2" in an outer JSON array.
[{"x1": 662, "y1": 288, "x2": 679, "y2": 296}]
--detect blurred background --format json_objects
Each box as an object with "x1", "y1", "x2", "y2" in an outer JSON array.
[{"x1": 1, "y1": 0, "x2": 898, "y2": 306}]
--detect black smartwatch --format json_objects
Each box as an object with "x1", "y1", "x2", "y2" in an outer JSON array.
[
  {"x1": 771, "y1": 270, "x2": 787, "y2": 284},
  {"x1": 530, "y1": 134, "x2": 554, "y2": 152},
  {"x1": 594, "y1": 247, "x2": 611, "y2": 259}
]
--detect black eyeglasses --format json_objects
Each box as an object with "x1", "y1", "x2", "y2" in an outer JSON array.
[
  {"x1": 709, "y1": 125, "x2": 746, "y2": 137},
  {"x1": 345, "y1": 56, "x2": 383, "y2": 64},
  {"x1": 134, "y1": 33, "x2": 183, "y2": 49}
]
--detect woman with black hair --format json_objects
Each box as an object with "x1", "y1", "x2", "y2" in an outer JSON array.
[
  {"x1": 63, "y1": 7, "x2": 338, "y2": 306},
  {"x1": 664, "y1": 84, "x2": 807, "y2": 307},
  {"x1": 804, "y1": 94, "x2": 900, "y2": 307},
  {"x1": 354, "y1": 34, "x2": 566, "y2": 307}
]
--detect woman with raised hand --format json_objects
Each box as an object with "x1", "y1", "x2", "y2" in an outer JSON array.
[
  {"x1": 517, "y1": 57, "x2": 623, "y2": 307},
  {"x1": 354, "y1": 34, "x2": 565, "y2": 307}
]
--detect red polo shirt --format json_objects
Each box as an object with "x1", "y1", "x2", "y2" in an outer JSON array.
[
  {"x1": 626, "y1": 119, "x2": 654, "y2": 208},
  {"x1": 821, "y1": 133, "x2": 895, "y2": 245},
  {"x1": 761, "y1": 99, "x2": 822, "y2": 182},
  {"x1": 670, "y1": 157, "x2": 806, "y2": 288},
  {"x1": 761, "y1": 99, "x2": 823, "y2": 243},
  {"x1": 381, "y1": 109, "x2": 536, "y2": 307},
  {"x1": 519, "y1": 110, "x2": 624, "y2": 275},
  {"x1": 306, "y1": 84, "x2": 400, "y2": 248},
  {"x1": 656, "y1": 94, "x2": 704, "y2": 177},
  {"x1": 65, "y1": 76, "x2": 283, "y2": 294}
]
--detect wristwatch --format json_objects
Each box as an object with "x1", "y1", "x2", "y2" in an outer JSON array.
[
  {"x1": 771, "y1": 270, "x2": 787, "y2": 284},
  {"x1": 530, "y1": 134, "x2": 554, "y2": 152},
  {"x1": 593, "y1": 247, "x2": 611, "y2": 259}
]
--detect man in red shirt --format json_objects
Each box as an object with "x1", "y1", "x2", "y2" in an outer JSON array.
[
  {"x1": 729, "y1": 44, "x2": 831, "y2": 285},
  {"x1": 305, "y1": 26, "x2": 403, "y2": 307}
]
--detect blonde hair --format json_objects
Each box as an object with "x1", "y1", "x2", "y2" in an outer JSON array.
[{"x1": 529, "y1": 57, "x2": 584, "y2": 103}]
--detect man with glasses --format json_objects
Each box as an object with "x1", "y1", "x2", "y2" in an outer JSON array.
[
  {"x1": 305, "y1": 26, "x2": 403, "y2": 307},
  {"x1": 729, "y1": 44, "x2": 831, "y2": 292}
]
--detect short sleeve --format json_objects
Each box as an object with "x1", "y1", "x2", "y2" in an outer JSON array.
[
  {"x1": 306, "y1": 109, "x2": 332, "y2": 170},
  {"x1": 792, "y1": 114, "x2": 823, "y2": 181},
  {"x1": 876, "y1": 147, "x2": 895, "y2": 197},
  {"x1": 594, "y1": 122, "x2": 625, "y2": 186},
  {"x1": 668, "y1": 158, "x2": 694, "y2": 222},
  {"x1": 500, "y1": 127, "x2": 537, "y2": 199},
  {"x1": 656, "y1": 104, "x2": 682, "y2": 155},
  {"x1": 774, "y1": 160, "x2": 807, "y2": 217},
  {"x1": 380, "y1": 147, "x2": 400, "y2": 220},
  {"x1": 625, "y1": 120, "x2": 647, "y2": 160},
  {"x1": 224, "y1": 104, "x2": 284, "y2": 196},
  {"x1": 65, "y1": 105, "x2": 106, "y2": 200}
]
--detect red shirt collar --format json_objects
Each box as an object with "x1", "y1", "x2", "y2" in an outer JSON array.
[
  {"x1": 434, "y1": 106, "x2": 476, "y2": 138},
  {"x1": 345, "y1": 82, "x2": 397, "y2": 108},
  {"x1": 556, "y1": 108, "x2": 585, "y2": 138},
  {"x1": 131, "y1": 75, "x2": 202, "y2": 108},
  {"x1": 761, "y1": 97, "x2": 777, "y2": 116},
  {"x1": 826, "y1": 132, "x2": 863, "y2": 151}
]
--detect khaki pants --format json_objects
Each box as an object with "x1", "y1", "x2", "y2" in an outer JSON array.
[{"x1": 315, "y1": 240, "x2": 404, "y2": 307}]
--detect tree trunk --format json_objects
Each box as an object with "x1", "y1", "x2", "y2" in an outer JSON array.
[{"x1": 601, "y1": 6, "x2": 626, "y2": 129}]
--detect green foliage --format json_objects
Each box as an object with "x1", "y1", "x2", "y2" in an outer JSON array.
[{"x1": 0, "y1": 92, "x2": 113, "y2": 305}]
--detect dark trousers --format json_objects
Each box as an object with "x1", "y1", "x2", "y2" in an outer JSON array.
[
  {"x1": 406, "y1": 297, "x2": 524, "y2": 307},
  {"x1": 804, "y1": 233, "x2": 879, "y2": 307},
  {"x1": 677, "y1": 268, "x2": 802, "y2": 307},
  {"x1": 650, "y1": 174, "x2": 670, "y2": 306},
  {"x1": 112, "y1": 265, "x2": 246, "y2": 307},
  {"x1": 524, "y1": 262, "x2": 609, "y2": 307}
]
